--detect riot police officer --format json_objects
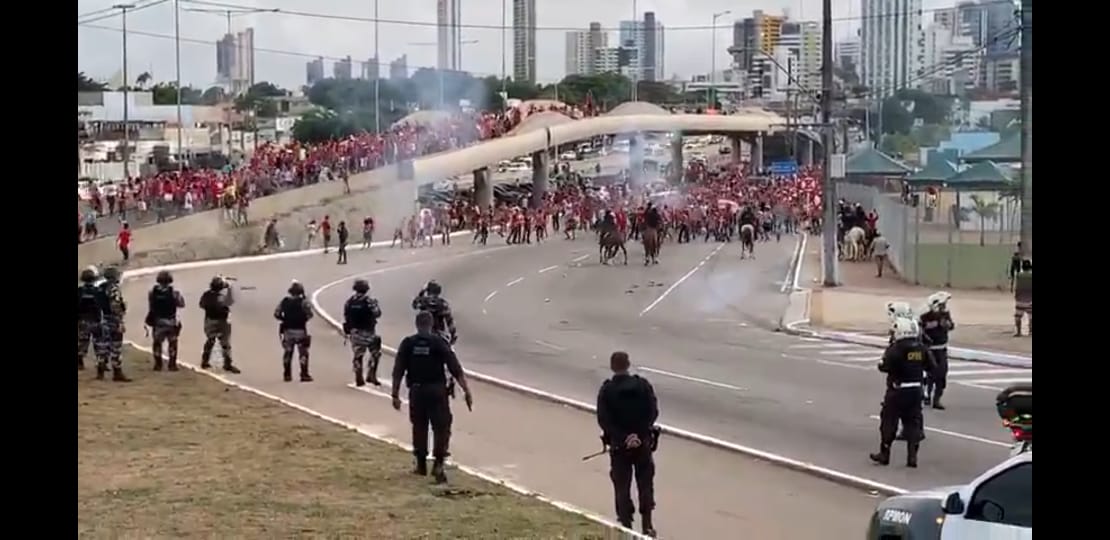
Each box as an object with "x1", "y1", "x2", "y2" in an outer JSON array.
[
  {"x1": 391, "y1": 311, "x2": 473, "y2": 484},
  {"x1": 146, "y1": 270, "x2": 185, "y2": 371},
  {"x1": 411, "y1": 281, "x2": 457, "y2": 344},
  {"x1": 871, "y1": 319, "x2": 937, "y2": 468},
  {"x1": 78, "y1": 266, "x2": 108, "y2": 372},
  {"x1": 343, "y1": 278, "x2": 383, "y2": 387},
  {"x1": 96, "y1": 266, "x2": 131, "y2": 382},
  {"x1": 274, "y1": 280, "x2": 314, "y2": 382},
  {"x1": 596, "y1": 351, "x2": 659, "y2": 537},
  {"x1": 919, "y1": 291, "x2": 955, "y2": 409},
  {"x1": 198, "y1": 275, "x2": 240, "y2": 374}
]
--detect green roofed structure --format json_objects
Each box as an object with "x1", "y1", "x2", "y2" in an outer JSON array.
[
  {"x1": 945, "y1": 160, "x2": 1015, "y2": 191},
  {"x1": 845, "y1": 147, "x2": 912, "y2": 177},
  {"x1": 905, "y1": 159, "x2": 958, "y2": 186},
  {"x1": 961, "y1": 133, "x2": 1020, "y2": 163}
]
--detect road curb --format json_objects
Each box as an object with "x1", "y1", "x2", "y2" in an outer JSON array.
[
  {"x1": 780, "y1": 321, "x2": 1032, "y2": 369},
  {"x1": 311, "y1": 279, "x2": 908, "y2": 498}
]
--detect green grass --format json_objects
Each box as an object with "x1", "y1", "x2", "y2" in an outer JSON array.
[
  {"x1": 912, "y1": 243, "x2": 1013, "y2": 289},
  {"x1": 78, "y1": 348, "x2": 611, "y2": 539}
]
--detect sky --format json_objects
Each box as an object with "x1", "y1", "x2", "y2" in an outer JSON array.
[{"x1": 78, "y1": 0, "x2": 956, "y2": 90}]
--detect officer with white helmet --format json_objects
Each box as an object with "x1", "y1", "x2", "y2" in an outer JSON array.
[
  {"x1": 884, "y1": 301, "x2": 917, "y2": 344},
  {"x1": 871, "y1": 318, "x2": 936, "y2": 468},
  {"x1": 919, "y1": 291, "x2": 955, "y2": 409}
]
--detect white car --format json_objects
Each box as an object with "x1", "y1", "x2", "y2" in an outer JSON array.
[
  {"x1": 866, "y1": 451, "x2": 1032, "y2": 539},
  {"x1": 559, "y1": 151, "x2": 577, "y2": 161}
]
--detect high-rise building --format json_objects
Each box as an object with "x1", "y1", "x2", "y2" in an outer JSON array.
[
  {"x1": 512, "y1": 0, "x2": 537, "y2": 82},
  {"x1": 860, "y1": 0, "x2": 924, "y2": 98},
  {"x1": 921, "y1": 23, "x2": 979, "y2": 94},
  {"x1": 389, "y1": 55, "x2": 409, "y2": 80},
  {"x1": 618, "y1": 16, "x2": 666, "y2": 82},
  {"x1": 836, "y1": 37, "x2": 861, "y2": 78},
  {"x1": 565, "y1": 23, "x2": 608, "y2": 76},
  {"x1": 728, "y1": 11, "x2": 788, "y2": 98},
  {"x1": 362, "y1": 57, "x2": 380, "y2": 80},
  {"x1": 306, "y1": 57, "x2": 325, "y2": 86},
  {"x1": 437, "y1": 0, "x2": 462, "y2": 72},
  {"x1": 334, "y1": 56, "x2": 353, "y2": 80},
  {"x1": 215, "y1": 28, "x2": 255, "y2": 94},
  {"x1": 594, "y1": 46, "x2": 639, "y2": 78},
  {"x1": 216, "y1": 34, "x2": 236, "y2": 84}
]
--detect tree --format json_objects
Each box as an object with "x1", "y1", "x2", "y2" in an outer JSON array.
[
  {"x1": 556, "y1": 73, "x2": 631, "y2": 108},
  {"x1": 78, "y1": 71, "x2": 108, "y2": 92},
  {"x1": 135, "y1": 72, "x2": 152, "y2": 89},
  {"x1": 968, "y1": 195, "x2": 1001, "y2": 246},
  {"x1": 291, "y1": 110, "x2": 360, "y2": 144},
  {"x1": 201, "y1": 86, "x2": 227, "y2": 105},
  {"x1": 636, "y1": 81, "x2": 681, "y2": 104},
  {"x1": 150, "y1": 83, "x2": 203, "y2": 105},
  {"x1": 879, "y1": 96, "x2": 915, "y2": 135}
]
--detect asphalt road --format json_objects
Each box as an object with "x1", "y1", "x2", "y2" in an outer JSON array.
[
  {"x1": 119, "y1": 245, "x2": 879, "y2": 538},
  {"x1": 308, "y1": 233, "x2": 1025, "y2": 492}
]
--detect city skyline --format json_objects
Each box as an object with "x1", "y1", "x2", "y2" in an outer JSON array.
[{"x1": 78, "y1": 0, "x2": 965, "y2": 89}]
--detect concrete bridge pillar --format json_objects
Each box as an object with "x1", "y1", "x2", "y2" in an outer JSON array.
[
  {"x1": 670, "y1": 134, "x2": 684, "y2": 183},
  {"x1": 729, "y1": 135, "x2": 744, "y2": 165},
  {"x1": 753, "y1": 133, "x2": 765, "y2": 173},
  {"x1": 802, "y1": 137, "x2": 815, "y2": 168},
  {"x1": 473, "y1": 167, "x2": 493, "y2": 210},
  {"x1": 531, "y1": 150, "x2": 550, "y2": 209},
  {"x1": 628, "y1": 136, "x2": 645, "y2": 187}
]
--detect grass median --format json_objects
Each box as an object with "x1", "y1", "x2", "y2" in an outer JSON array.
[{"x1": 78, "y1": 347, "x2": 610, "y2": 539}]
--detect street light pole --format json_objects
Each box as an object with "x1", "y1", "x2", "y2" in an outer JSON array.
[
  {"x1": 1018, "y1": 0, "x2": 1032, "y2": 259},
  {"x1": 820, "y1": 0, "x2": 838, "y2": 286},
  {"x1": 710, "y1": 11, "x2": 731, "y2": 110},
  {"x1": 174, "y1": 0, "x2": 183, "y2": 171},
  {"x1": 114, "y1": 3, "x2": 135, "y2": 181},
  {"x1": 630, "y1": 0, "x2": 638, "y2": 101},
  {"x1": 374, "y1": 0, "x2": 381, "y2": 133},
  {"x1": 501, "y1": 0, "x2": 507, "y2": 109}
]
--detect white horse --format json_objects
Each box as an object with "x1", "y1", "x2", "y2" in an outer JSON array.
[{"x1": 841, "y1": 226, "x2": 867, "y2": 261}]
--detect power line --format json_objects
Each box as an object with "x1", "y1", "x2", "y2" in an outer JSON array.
[
  {"x1": 180, "y1": 0, "x2": 1022, "y2": 33},
  {"x1": 77, "y1": 0, "x2": 171, "y2": 25}
]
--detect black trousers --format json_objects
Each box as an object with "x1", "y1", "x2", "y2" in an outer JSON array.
[
  {"x1": 408, "y1": 383, "x2": 453, "y2": 460},
  {"x1": 925, "y1": 347, "x2": 949, "y2": 397},
  {"x1": 880, "y1": 387, "x2": 924, "y2": 445},
  {"x1": 609, "y1": 444, "x2": 655, "y2": 522}
]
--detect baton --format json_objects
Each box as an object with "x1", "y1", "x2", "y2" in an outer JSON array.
[
  {"x1": 144, "y1": 325, "x2": 150, "y2": 338},
  {"x1": 581, "y1": 448, "x2": 608, "y2": 461}
]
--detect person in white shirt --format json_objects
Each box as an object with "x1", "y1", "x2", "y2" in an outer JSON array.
[{"x1": 872, "y1": 232, "x2": 891, "y2": 278}]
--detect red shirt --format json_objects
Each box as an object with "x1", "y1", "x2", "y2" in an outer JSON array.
[{"x1": 117, "y1": 229, "x2": 131, "y2": 248}]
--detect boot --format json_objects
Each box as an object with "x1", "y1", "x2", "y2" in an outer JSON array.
[
  {"x1": 283, "y1": 362, "x2": 292, "y2": 382},
  {"x1": 354, "y1": 370, "x2": 366, "y2": 387},
  {"x1": 641, "y1": 512, "x2": 657, "y2": 537},
  {"x1": 167, "y1": 359, "x2": 179, "y2": 372},
  {"x1": 223, "y1": 361, "x2": 241, "y2": 374},
  {"x1": 153, "y1": 357, "x2": 164, "y2": 371},
  {"x1": 300, "y1": 363, "x2": 313, "y2": 383},
  {"x1": 932, "y1": 389, "x2": 946, "y2": 410},
  {"x1": 869, "y1": 444, "x2": 891, "y2": 466},
  {"x1": 200, "y1": 356, "x2": 212, "y2": 369},
  {"x1": 412, "y1": 456, "x2": 427, "y2": 476},
  {"x1": 366, "y1": 358, "x2": 381, "y2": 386},
  {"x1": 431, "y1": 459, "x2": 448, "y2": 484},
  {"x1": 906, "y1": 442, "x2": 920, "y2": 468},
  {"x1": 618, "y1": 517, "x2": 634, "y2": 529},
  {"x1": 112, "y1": 368, "x2": 132, "y2": 382},
  {"x1": 922, "y1": 394, "x2": 932, "y2": 407},
  {"x1": 95, "y1": 364, "x2": 107, "y2": 380}
]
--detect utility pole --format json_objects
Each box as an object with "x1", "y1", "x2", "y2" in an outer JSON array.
[
  {"x1": 174, "y1": 0, "x2": 184, "y2": 171},
  {"x1": 820, "y1": 0, "x2": 838, "y2": 286},
  {"x1": 630, "y1": 0, "x2": 638, "y2": 101},
  {"x1": 710, "y1": 10, "x2": 731, "y2": 110},
  {"x1": 374, "y1": 0, "x2": 381, "y2": 133},
  {"x1": 114, "y1": 4, "x2": 135, "y2": 181},
  {"x1": 1019, "y1": 0, "x2": 1032, "y2": 259},
  {"x1": 501, "y1": 0, "x2": 507, "y2": 109}
]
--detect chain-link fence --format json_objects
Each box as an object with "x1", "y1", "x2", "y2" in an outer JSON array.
[{"x1": 836, "y1": 181, "x2": 1020, "y2": 289}]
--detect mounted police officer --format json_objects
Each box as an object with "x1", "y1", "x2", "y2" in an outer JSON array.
[
  {"x1": 96, "y1": 266, "x2": 131, "y2": 382},
  {"x1": 343, "y1": 278, "x2": 383, "y2": 387},
  {"x1": 78, "y1": 266, "x2": 108, "y2": 372},
  {"x1": 198, "y1": 275, "x2": 240, "y2": 374},
  {"x1": 596, "y1": 351, "x2": 660, "y2": 537},
  {"x1": 274, "y1": 280, "x2": 314, "y2": 382},
  {"x1": 391, "y1": 311, "x2": 473, "y2": 484},
  {"x1": 146, "y1": 270, "x2": 185, "y2": 371},
  {"x1": 919, "y1": 291, "x2": 955, "y2": 409},
  {"x1": 871, "y1": 318, "x2": 936, "y2": 468}
]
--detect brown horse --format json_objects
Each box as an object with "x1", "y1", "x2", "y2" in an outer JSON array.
[
  {"x1": 739, "y1": 223, "x2": 756, "y2": 259},
  {"x1": 641, "y1": 227, "x2": 661, "y2": 265},
  {"x1": 598, "y1": 230, "x2": 628, "y2": 265}
]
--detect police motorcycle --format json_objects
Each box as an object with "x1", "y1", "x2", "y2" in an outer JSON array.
[{"x1": 865, "y1": 382, "x2": 1033, "y2": 540}]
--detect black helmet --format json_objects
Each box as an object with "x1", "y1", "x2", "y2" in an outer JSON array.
[
  {"x1": 102, "y1": 266, "x2": 122, "y2": 283},
  {"x1": 210, "y1": 276, "x2": 226, "y2": 290},
  {"x1": 288, "y1": 280, "x2": 305, "y2": 296},
  {"x1": 425, "y1": 280, "x2": 442, "y2": 296},
  {"x1": 352, "y1": 279, "x2": 370, "y2": 294},
  {"x1": 156, "y1": 270, "x2": 173, "y2": 285},
  {"x1": 80, "y1": 268, "x2": 98, "y2": 283}
]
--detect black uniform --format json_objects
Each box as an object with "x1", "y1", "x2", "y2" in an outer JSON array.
[
  {"x1": 392, "y1": 331, "x2": 465, "y2": 469},
  {"x1": 336, "y1": 223, "x2": 349, "y2": 264},
  {"x1": 146, "y1": 284, "x2": 185, "y2": 370},
  {"x1": 919, "y1": 310, "x2": 955, "y2": 407},
  {"x1": 597, "y1": 373, "x2": 659, "y2": 530},
  {"x1": 873, "y1": 338, "x2": 937, "y2": 467}
]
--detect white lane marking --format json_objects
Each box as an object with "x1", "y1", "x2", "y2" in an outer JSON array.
[
  {"x1": 820, "y1": 349, "x2": 879, "y2": 356},
  {"x1": 506, "y1": 277, "x2": 525, "y2": 287},
  {"x1": 639, "y1": 244, "x2": 726, "y2": 317},
  {"x1": 944, "y1": 368, "x2": 1030, "y2": 377},
  {"x1": 816, "y1": 359, "x2": 873, "y2": 370},
  {"x1": 538, "y1": 265, "x2": 559, "y2": 274},
  {"x1": 484, "y1": 290, "x2": 499, "y2": 303},
  {"x1": 780, "y1": 234, "x2": 807, "y2": 293},
  {"x1": 638, "y1": 366, "x2": 747, "y2": 393},
  {"x1": 310, "y1": 266, "x2": 908, "y2": 496},
  {"x1": 866, "y1": 416, "x2": 1011, "y2": 448},
  {"x1": 121, "y1": 344, "x2": 644, "y2": 539},
  {"x1": 833, "y1": 356, "x2": 883, "y2": 363},
  {"x1": 791, "y1": 233, "x2": 808, "y2": 291},
  {"x1": 534, "y1": 339, "x2": 566, "y2": 352},
  {"x1": 571, "y1": 254, "x2": 590, "y2": 263}
]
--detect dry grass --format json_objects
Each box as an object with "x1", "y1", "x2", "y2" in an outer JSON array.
[{"x1": 78, "y1": 348, "x2": 609, "y2": 539}]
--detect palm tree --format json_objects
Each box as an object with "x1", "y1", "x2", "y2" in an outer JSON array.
[
  {"x1": 969, "y1": 194, "x2": 1001, "y2": 247},
  {"x1": 135, "y1": 72, "x2": 152, "y2": 89}
]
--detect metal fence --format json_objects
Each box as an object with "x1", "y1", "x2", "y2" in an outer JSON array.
[{"x1": 836, "y1": 181, "x2": 1020, "y2": 290}]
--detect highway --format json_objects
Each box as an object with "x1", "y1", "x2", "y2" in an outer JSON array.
[{"x1": 119, "y1": 244, "x2": 880, "y2": 538}]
